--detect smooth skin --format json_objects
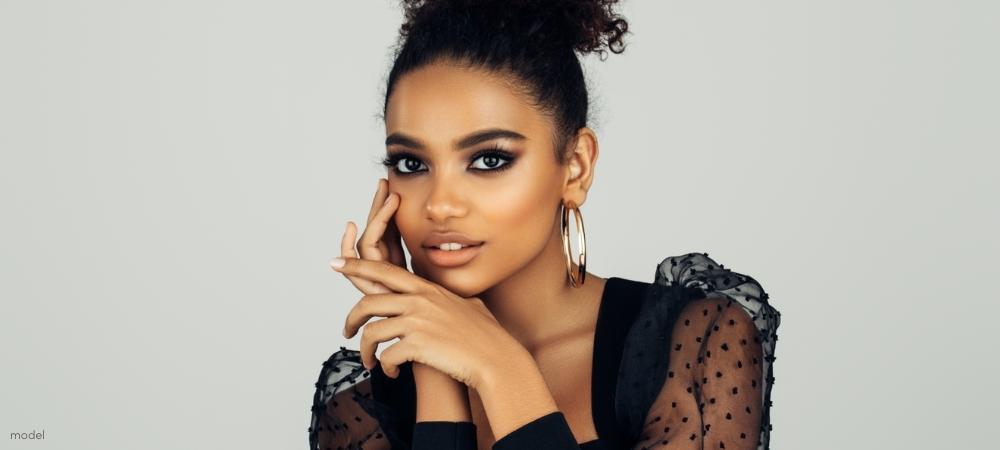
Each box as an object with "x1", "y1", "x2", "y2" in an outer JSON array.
[{"x1": 332, "y1": 59, "x2": 607, "y2": 447}]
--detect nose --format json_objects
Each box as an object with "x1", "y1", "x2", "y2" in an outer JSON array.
[{"x1": 424, "y1": 173, "x2": 468, "y2": 224}]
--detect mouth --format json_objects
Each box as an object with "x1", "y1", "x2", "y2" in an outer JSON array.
[{"x1": 423, "y1": 242, "x2": 485, "y2": 268}]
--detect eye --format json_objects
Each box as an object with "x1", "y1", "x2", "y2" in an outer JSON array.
[
  {"x1": 381, "y1": 153, "x2": 427, "y2": 175},
  {"x1": 395, "y1": 156, "x2": 427, "y2": 174},
  {"x1": 381, "y1": 148, "x2": 516, "y2": 176},
  {"x1": 469, "y1": 150, "x2": 515, "y2": 172}
]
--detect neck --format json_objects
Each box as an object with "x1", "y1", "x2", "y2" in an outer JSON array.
[{"x1": 479, "y1": 224, "x2": 607, "y2": 354}]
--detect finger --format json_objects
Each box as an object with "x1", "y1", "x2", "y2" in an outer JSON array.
[
  {"x1": 378, "y1": 339, "x2": 418, "y2": 379},
  {"x1": 376, "y1": 239, "x2": 391, "y2": 261},
  {"x1": 338, "y1": 221, "x2": 365, "y2": 289},
  {"x1": 358, "y1": 192, "x2": 398, "y2": 261},
  {"x1": 359, "y1": 316, "x2": 410, "y2": 370},
  {"x1": 384, "y1": 216, "x2": 407, "y2": 268},
  {"x1": 340, "y1": 221, "x2": 359, "y2": 258},
  {"x1": 338, "y1": 222, "x2": 389, "y2": 294},
  {"x1": 343, "y1": 293, "x2": 417, "y2": 338},
  {"x1": 332, "y1": 257, "x2": 434, "y2": 294},
  {"x1": 366, "y1": 178, "x2": 389, "y2": 225},
  {"x1": 346, "y1": 218, "x2": 393, "y2": 295}
]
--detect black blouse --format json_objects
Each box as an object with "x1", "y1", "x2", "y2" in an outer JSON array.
[{"x1": 309, "y1": 252, "x2": 781, "y2": 450}]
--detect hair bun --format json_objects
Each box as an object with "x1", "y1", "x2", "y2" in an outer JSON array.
[{"x1": 400, "y1": 0, "x2": 630, "y2": 59}]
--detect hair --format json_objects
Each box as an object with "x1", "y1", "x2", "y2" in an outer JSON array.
[{"x1": 380, "y1": 0, "x2": 630, "y2": 164}]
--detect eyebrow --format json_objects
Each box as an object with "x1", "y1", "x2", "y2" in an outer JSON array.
[{"x1": 385, "y1": 128, "x2": 527, "y2": 151}]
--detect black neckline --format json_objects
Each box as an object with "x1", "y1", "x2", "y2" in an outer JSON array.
[
  {"x1": 370, "y1": 275, "x2": 652, "y2": 449},
  {"x1": 576, "y1": 276, "x2": 615, "y2": 446},
  {"x1": 587, "y1": 276, "x2": 653, "y2": 448}
]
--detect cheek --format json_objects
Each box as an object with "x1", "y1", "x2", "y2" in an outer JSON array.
[
  {"x1": 478, "y1": 174, "x2": 561, "y2": 253},
  {"x1": 483, "y1": 180, "x2": 552, "y2": 227}
]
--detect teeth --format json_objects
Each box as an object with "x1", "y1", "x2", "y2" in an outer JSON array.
[{"x1": 437, "y1": 242, "x2": 468, "y2": 251}]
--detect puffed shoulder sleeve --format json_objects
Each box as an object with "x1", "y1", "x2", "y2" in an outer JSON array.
[
  {"x1": 309, "y1": 347, "x2": 415, "y2": 450},
  {"x1": 616, "y1": 253, "x2": 781, "y2": 450}
]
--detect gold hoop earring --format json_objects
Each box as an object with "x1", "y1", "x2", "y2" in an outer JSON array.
[{"x1": 560, "y1": 200, "x2": 587, "y2": 287}]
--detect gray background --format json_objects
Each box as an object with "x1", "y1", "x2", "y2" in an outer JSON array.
[{"x1": 1, "y1": 1, "x2": 997, "y2": 449}]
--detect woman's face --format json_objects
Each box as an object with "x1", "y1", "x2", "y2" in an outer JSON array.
[{"x1": 384, "y1": 61, "x2": 567, "y2": 298}]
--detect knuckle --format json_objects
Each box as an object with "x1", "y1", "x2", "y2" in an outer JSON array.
[
  {"x1": 351, "y1": 299, "x2": 367, "y2": 317},
  {"x1": 402, "y1": 315, "x2": 419, "y2": 331},
  {"x1": 361, "y1": 321, "x2": 377, "y2": 339},
  {"x1": 406, "y1": 327, "x2": 424, "y2": 344},
  {"x1": 385, "y1": 342, "x2": 407, "y2": 363},
  {"x1": 406, "y1": 318, "x2": 429, "y2": 340},
  {"x1": 382, "y1": 347, "x2": 397, "y2": 364},
  {"x1": 425, "y1": 283, "x2": 445, "y2": 297},
  {"x1": 411, "y1": 294, "x2": 431, "y2": 307}
]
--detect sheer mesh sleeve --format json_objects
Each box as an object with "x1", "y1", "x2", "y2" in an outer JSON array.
[
  {"x1": 619, "y1": 252, "x2": 781, "y2": 450},
  {"x1": 309, "y1": 347, "x2": 411, "y2": 450},
  {"x1": 632, "y1": 297, "x2": 765, "y2": 449}
]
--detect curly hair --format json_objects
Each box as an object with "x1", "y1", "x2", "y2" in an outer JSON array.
[{"x1": 380, "y1": 0, "x2": 630, "y2": 163}]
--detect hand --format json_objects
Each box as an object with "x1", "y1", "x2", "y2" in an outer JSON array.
[
  {"x1": 330, "y1": 257, "x2": 525, "y2": 390},
  {"x1": 338, "y1": 178, "x2": 406, "y2": 295},
  {"x1": 335, "y1": 180, "x2": 472, "y2": 421}
]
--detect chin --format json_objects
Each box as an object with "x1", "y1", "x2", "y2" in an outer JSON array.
[
  {"x1": 418, "y1": 264, "x2": 491, "y2": 298},
  {"x1": 438, "y1": 275, "x2": 488, "y2": 298}
]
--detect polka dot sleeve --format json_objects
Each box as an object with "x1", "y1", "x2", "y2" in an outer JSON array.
[
  {"x1": 619, "y1": 253, "x2": 780, "y2": 450},
  {"x1": 308, "y1": 347, "x2": 407, "y2": 450},
  {"x1": 694, "y1": 298, "x2": 767, "y2": 449},
  {"x1": 632, "y1": 297, "x2": 765, "y2": 450}
]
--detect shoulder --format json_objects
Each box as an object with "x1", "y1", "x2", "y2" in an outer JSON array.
[
  {"x1": 620, "y1": 251, "x2": 781, "y2": 362},
  {"x1": 613, "y1": 252, "x2": 781, "y2": 444},
  {"x1": 650, "y1": 252, "x2": 780, "y2": 335}
]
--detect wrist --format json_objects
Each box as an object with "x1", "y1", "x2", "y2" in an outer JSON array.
[
  {"x1": 472, "y1": 338, "x2": 533, "y2": 391},
  {"x1": 476, "y1": 351, "x2": 560, "y2": 440},
  {"x1": 413, "y1": 362, "x2": 472, "y2": 422}
]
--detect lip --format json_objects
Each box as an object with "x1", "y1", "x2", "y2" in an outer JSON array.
[
  {"x1": 424, "y1": 243, "x2": 485, "y2": 268},
  {"x1": 421, "y1": 231, "x2": 485, "y2": 248},
  {"x1": 421, "y1": 231, "x2": 486, "y2": 268}
]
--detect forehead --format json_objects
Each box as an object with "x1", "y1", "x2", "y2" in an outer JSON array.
[{"x1": 385, "y1": 62, "x2": 550, "y2": 144}]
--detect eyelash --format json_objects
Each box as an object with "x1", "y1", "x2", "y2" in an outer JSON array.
[{"x1": 380, "y1": 146, "x2": 517, "y2": 176}]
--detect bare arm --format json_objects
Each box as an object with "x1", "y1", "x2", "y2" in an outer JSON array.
[
  {"x1": 413, "y1": 362, "x2": 473, "y2": 422},
  {"x1": 476, "y1": 346, "x2": 560, "y2": 441},
  {"x1": 410, "y1": 362, "x2": 478, "y2": 450}
]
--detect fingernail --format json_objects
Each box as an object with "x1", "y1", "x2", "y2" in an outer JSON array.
[
  {"x1": 330, "y1": 257, "x2": 345, "y2": 269},
  {"x1": 383, "y1": 193, "x2": 393, "y2": 206}
]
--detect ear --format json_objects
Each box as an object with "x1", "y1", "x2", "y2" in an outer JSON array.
[{"x1": 562, "y1": 127, "x2": 600, "y2": 207}]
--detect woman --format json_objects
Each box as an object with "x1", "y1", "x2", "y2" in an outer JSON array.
[{"x1": 309, "y1": 1, "x2": 781, "y2": 449}]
